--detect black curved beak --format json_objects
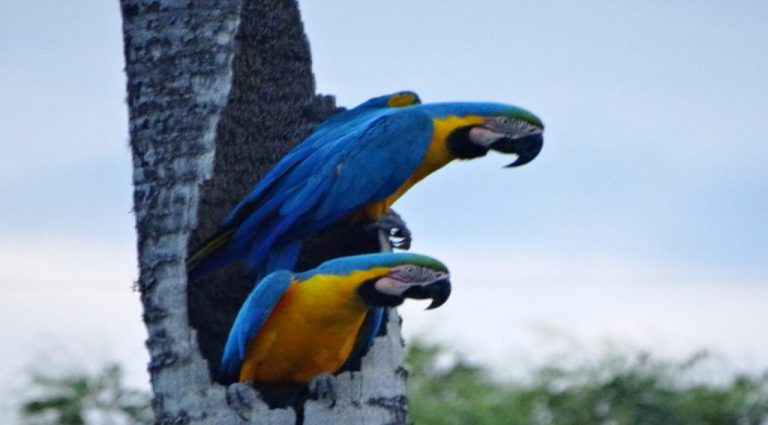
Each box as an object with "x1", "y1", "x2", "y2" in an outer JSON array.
[
  {"x1": 489, "y1": 133, "x2": 544, "y2": 168},
  {"x1": 402, "y1": 279, "x2": 452, "y2": 310}
]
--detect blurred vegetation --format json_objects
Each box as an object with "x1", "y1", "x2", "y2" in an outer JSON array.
[
  {"x1": 407, "y1": 340, "x2": 768, "y2": 425},
  {"x1": 19, "y1": 363, "x2": 152, "y2": 425},
  {"x1": 17, "y1": 342, "x2": 768, "y2": 424}
]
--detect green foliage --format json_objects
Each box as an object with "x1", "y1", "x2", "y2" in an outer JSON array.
[
  {"x1": 406, "y1": 341, "x2": 768, "y2": 425},
  {"x1": 18, "y1": 344, "x2": 768, "y2": 424},
  {"x1": 20, "y1": 363, "x2": 152, "y2": 425}
]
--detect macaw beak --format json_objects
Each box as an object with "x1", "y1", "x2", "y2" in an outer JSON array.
[
  {"x1": 403, "y1": 279, "x2": 452, "y2": 310},
  {"x1": 489, "y1": 133, "x2": 544, "y2": 168}
]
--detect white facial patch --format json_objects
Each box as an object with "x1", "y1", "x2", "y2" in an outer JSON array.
[
  {"x1": 468, "y1": 127, "x2": 505, "y2": 147},
  {"x1": 509, "y1": 121, "x2": 543, "y2": 138},
  {"x1": 374, "y1": 277, "x2": 413, "y2": 296},
  {"x1": 376, "y1": 264, "x2": 450, "y2": 296},
  {"x1": 476, "y1": 116, "x2": 543, "y2": 144},
  {"x1": 497, "y1": 117, "x2": 542, "y2": 138}
]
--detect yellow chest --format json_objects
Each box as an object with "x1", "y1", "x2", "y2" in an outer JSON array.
[
  {"x1": 239, "y1": 269, "x2": 387, "y2": 384},
  {"x1": 362, "y1": 115, "x2": 485, "y2": 219}
]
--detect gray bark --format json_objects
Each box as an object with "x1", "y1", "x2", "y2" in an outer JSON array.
[{"x1": 123, "y1": 0, "x2": 408, "y2": 423}]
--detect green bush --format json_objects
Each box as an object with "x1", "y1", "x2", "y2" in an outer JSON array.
[
  {"x1": 20, "y1": 363, "x2": 152, "y2": 425},
  {"x1": 407, "y1": 341, "x2": 768, "y2": 425},
  {"x1": 19, "y1": 342, "x2": 768, "y2": 424}
]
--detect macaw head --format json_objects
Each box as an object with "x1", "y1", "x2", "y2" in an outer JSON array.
[
  {"x1": 355, "y1": 253, "x2": 452, "y2": 310},
  {"x1": 442, "y1": 103, "x2": 544, "y2": 167}
]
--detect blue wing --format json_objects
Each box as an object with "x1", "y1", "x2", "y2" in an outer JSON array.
[
  {"x1": 234, "y1": 108, "x2": 435, "y2": 272},
  {"x1": 224, "y1": 91, "x2": 420, "y2": 226},
  {"x1": 219, "y1": 271, "x2": 293, "y2": 383}
]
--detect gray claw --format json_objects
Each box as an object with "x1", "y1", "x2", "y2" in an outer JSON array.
[
  {"x1": 226, "y1": 382, "x2": 259, "y2": 420},
  {"x1": 308, "y1": 372, "x2": 337, "y2": 408},
  {"x1": 365, "y1": 209, "x2": 412, "y2": 250}
]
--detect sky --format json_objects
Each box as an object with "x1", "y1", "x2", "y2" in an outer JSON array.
[{"x1": 1, "y1": 0, "x2": 767, "y2": 421}]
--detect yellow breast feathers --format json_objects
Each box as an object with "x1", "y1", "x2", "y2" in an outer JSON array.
[
  {"x1": 239, "y1": 268, "x2": 388, "y2": 384},
  {"x1": 363, "y1": 115, "x2": 485, "y2": 218}
]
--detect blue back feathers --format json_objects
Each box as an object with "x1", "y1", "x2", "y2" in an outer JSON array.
[
  {"x1": 313, "y1": 90, "x2": 421, "y2": 132},
  {"x1": 220, "y1": 270, "x2": 293, "y2": 382}
]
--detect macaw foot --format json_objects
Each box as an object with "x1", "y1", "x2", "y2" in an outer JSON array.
[
  {"x1": 365, "y1": 209, "x2": 412, "y2": 250},
  {"x1": 308, "y1": 372, "x2": 337, "y2": 408},
  {"x1": 226, "y1": 382, "x2": 260, "y2": 420}
]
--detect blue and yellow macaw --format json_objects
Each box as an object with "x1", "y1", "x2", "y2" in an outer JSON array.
[
  {"x1": 187, "y1": 92, "x2": 543, "y2": 280},
  {"x1": 219, "y1": 252, "x2": 451, "y2": 390}
]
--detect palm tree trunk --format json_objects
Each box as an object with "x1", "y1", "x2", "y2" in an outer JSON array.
[{"x1": 122, "y1": 0, "x2": 408, "y2": 423}]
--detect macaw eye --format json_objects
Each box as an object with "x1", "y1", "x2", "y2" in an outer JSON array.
[
  {"x1": 392, "y1": 265, "x2": 424, "y2": 282},
  {"x1": 500, "y1": 117, "x2": 512, "y2": 125}
]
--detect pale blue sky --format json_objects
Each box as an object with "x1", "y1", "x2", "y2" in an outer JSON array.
[
  {"x1": 1, "y1": 1, "x2": 767, "y2": 421},
  {"x1": 302, "y1": 0, "x2": 768, "y2": 276}
]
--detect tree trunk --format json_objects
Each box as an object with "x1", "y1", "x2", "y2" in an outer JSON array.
[{"x1": 122, "y1": 1, "x2": 408, "y2": 423}]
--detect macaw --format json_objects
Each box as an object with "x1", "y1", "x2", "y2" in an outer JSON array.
[
  {"x1": 187, "y1": 93, "x2": 544, "y2": 281},
  {"x1": 219, "y1": 252, "x2": 451, "y2": 402}
]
